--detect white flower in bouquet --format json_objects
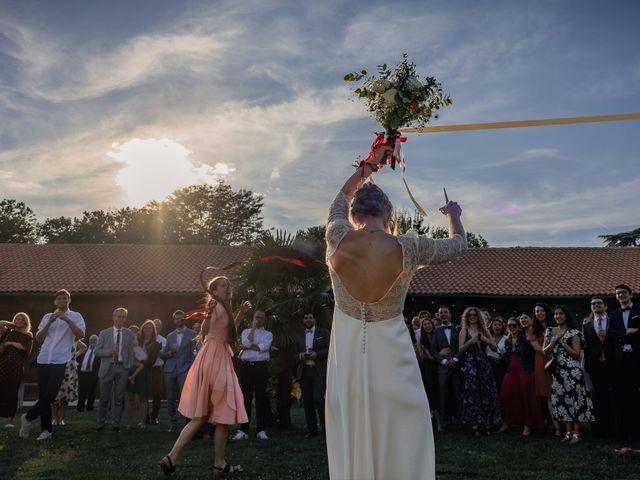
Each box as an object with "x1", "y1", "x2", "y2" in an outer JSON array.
[
  {"x1": 382, "y1": 88, "x2": 398, "y2": 106},
  {"x1": 406, "y1": 77, "x2": 423, "y2": 91},
  {"x1": 368, "y1": 78, "x2": 392, "y2": 93}
]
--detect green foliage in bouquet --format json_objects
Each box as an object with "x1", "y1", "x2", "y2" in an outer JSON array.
[{"x1": 344, "y1": 54, "x2": 453, "y2": 134}]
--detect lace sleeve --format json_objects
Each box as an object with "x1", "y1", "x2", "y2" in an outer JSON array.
[
  {"x1": 326, "y1": 190, "x2": 354, "y2": 259},
  {"x1": 399, "y1": 231, "x2": 467, "y2": 271}
]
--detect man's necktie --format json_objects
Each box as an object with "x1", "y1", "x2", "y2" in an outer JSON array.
[
  {"x1": 84, "y1": 348, "x2": 94, "y2": 370},
  {"x1": 115, "y1": 329, "x2": 121, "y2": 361}
]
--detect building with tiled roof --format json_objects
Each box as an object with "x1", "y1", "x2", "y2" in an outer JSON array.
[
  {"x1": 0, "y1": 244, "x2": 251, "y2": 336},
  {"x1": 2, "y1": 244, "x2": 639, "y2": 327},
  {"x1": 406, "y1": 246, "x2": 640, "y2": 318},
  {"x1": 0, "y1": 243, "x2": 250, "y2": 294}
]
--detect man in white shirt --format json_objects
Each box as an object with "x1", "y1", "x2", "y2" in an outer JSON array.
[
  {"x1": 148, "y1": 318, "x2": 166, "y2": 425},
  {"x1": 20, "y1": 289, "x2": 86, "y2": 441},
  {"x1": 233, "y1": 310, "x2": 273, "y2": 441},
  {"x1": 77, "y1": 334, "x2": 99, "y2": 412}
]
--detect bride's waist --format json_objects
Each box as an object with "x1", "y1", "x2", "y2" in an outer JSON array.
[{"x1": 334, "y1": 304, "x2": 404, "y2": 324}]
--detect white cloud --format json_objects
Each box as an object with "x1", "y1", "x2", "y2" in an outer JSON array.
[{"x1": 108, "y1": 138, "x2": 235, "y2": 207}]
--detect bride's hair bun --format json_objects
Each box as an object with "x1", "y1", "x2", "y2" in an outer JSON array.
[{"x1": 351, "y1": 183, "x2": 393, "y2": 221}]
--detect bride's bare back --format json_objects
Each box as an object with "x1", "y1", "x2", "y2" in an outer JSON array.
[{"x1": 329, "y1": 230, "x2": 403, "y2": 303}]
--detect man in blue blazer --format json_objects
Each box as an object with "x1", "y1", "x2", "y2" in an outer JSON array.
[{"x1": 161, "y1": 310, "x2": 196, "y2": 432}]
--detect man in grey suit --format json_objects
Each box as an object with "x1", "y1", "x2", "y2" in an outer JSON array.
[
  {"x1": 95, "y1": 307, "x2": 135, "y2": 432},
  {"x1": 161, "y1": 310, "x2": 197, "y2": 432},
  {"x1": 430, "y1": 305, "x2": 463, "y2": 430}
]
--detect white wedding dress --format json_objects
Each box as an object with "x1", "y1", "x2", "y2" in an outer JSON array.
[{"x1": 325, "y1": 191, "x2": 467, "y2": 480}]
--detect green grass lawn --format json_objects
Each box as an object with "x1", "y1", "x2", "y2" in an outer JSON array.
[{"x1": 0, "y1": 409, "x2": 637, "y2": 480}]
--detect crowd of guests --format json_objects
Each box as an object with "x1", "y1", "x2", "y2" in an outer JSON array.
[
  {"x1": 0, "y1": 288, "x2": 328, "y2": 444},
  {"x1": 1, "y1": 284, "x2": 638, "y2": 451},
  {"x1": 409, "y1": 283, "x2": 640, "y2": 448}
]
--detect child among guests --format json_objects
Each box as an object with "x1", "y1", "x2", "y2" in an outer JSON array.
[{"x1": 128, "y1": 337, "x2": 147, "y2": 384}]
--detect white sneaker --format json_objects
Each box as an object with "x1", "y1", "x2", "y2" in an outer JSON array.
[
  {"x1": 231, "y1": 430, "x2": 248, "y2": 441},
  {"x1": 256, "y1": 430, "x2": 269, "y2": 440},
  {"x1": 36, "y1": 431, "x2": 52, "y2": 441},
  {"x1": 4, "y1": 424, "x2": 15, "y2": 428},
  {"x1": 19, "y1": 414, "x2": 32, "y2": 439},
  {"x1": 52, "y1": 420, "x2": 58, "y2": 426},
  {"x1": 59, "y1": 420, "x2": 65, "y2": 426}
]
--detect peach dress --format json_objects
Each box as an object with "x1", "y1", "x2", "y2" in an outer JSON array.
[{"x1": 178, "y1": 305, "x2": 248, "y2": 425}]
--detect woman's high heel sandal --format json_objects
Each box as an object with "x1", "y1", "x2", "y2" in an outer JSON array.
[
  {"x1": 213, "y1": 463, "x2": 243, "y2": 477},
  {"x1": 159, "y1": 456, "x2": 176, "y2": 476},
  {"x1": 560, "y1": 432, "x2": 572, "y2": 443}
]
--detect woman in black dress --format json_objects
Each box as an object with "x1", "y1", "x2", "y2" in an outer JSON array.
[
  {"x1": 0, "y1": 313, "x2": 34, "y2": 426},
  {"x1": 418, "y1": 317, "x2": 440, "y2": 429},
  {"x1": 129, "y1": 320, "x2": 160, "y2": 428}
]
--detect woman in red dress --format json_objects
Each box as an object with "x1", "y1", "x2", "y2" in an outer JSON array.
[
  {"x1": 159, "y1": 276, "x2": 251, "y2": 477},
  {"x1": 498, "y1": 317, "x2": 543, "y2": 436},
  {"x1": 530, "y1": 303, "x2": 561, "y2": 436}
]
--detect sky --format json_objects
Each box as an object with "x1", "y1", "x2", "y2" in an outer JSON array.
[{"x1": 1, "y1": 0, "x2": 639, "y2": 246}]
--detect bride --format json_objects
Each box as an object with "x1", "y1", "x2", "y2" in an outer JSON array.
[{"x1": 325, "y1": 145, "x2": 467, "y2": 480}]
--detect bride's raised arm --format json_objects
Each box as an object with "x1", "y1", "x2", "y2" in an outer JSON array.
[{"x1": 405, "y1": 201, "x2": 468, "y2": 268}]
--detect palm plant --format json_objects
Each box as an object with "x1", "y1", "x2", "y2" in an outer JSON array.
[{"x1": 234, "y1": 229, "x2": 332, "y2": 427}]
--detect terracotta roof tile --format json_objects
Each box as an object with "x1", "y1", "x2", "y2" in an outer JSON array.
[
  {"x1": 0, "y1": 244, "x2": 250, "y2": 294},
  {"x1": 1, "y1": 244, "x2": 638, "y2": 297},
  {"x1": 410, "y1": 247, "x2": 640, "y2": 297}
]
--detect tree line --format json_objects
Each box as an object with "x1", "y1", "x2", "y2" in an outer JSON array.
[
  {"x1": 0, "y1": 181, "x2": 497, "y2": 247},
  {"x1": 0, "y1": 183, "x2": 264, "y2": 246}
]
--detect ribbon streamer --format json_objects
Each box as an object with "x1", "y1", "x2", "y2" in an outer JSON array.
[
  {"x1": 258, "y1": 256, "x2": 306, "y2": 267},
  {"x1": 366, "y1": 133, "x2": 428, "y2": 216},
  {"x1": 397, "y1": 139, "x2": 428, "y2": 217},
  {"x1": 401, "y1": 112, "x2": 640, "y2": 134}
]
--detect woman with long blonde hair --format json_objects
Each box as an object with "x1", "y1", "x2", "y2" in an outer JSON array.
[
  {"x1": 159, "y1": 276, "x2": 251, "y2": 478},
  {"x1": 458, "y1": 306, "x2": 501, "y2": 435},
  {"x1": 0, "y1": 313, "x2": 33, "y2": 426}
]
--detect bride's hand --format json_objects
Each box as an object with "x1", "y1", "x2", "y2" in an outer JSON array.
[
  {"x1": 371, "y1": 145, "x2": 394, "y2": 166},
  {"x1": 439, "y1": 201, "x2": 462, "y2": 217}
]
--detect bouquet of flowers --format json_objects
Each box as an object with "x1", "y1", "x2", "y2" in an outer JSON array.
[{"x1": 344, "y1": 54, "x2": 452, "y2": 169}]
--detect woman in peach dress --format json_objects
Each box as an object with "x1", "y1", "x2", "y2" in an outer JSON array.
[{"x1": 159, "y1": 276, "x2": 251, "y2": 477}]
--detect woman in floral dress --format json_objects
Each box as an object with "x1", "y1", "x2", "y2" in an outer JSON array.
[
  {"x1": 543, "y1": 305, "x2": 593, "y2": 444},
  {"x1": 458, "y1": 306, "x2": 501, "y2": 435},
  {"x1": 51, "y1": 339, "x2": 86, "y2": 425}
]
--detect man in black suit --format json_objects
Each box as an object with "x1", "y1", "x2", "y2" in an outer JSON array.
[
  {"x1": 77, "y1": 334, "x2": 100, "y2": 412},
  {"x1": 609, "y1": 284, "x2": 640, "y2": 442},
  {"x1": 430, "y1": 305, "x2": 462, "y2": 429},
  {"x1": 294, "y1": 312, "x2": 330, "y2": 437},
  {"x1": 583, "y1": 297, "x2": 617, "y2": 437}
]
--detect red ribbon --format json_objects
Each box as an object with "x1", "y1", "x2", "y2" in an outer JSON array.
[
  {"x1": 258, "y1": 256, "x2": 305, "y2": 267},
  {"x1": 362, "y1": 132, "x2": 407, "y2": 171},
  {"x1": 184, "y1": 308, "x2": 209, "y2": 320}
]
